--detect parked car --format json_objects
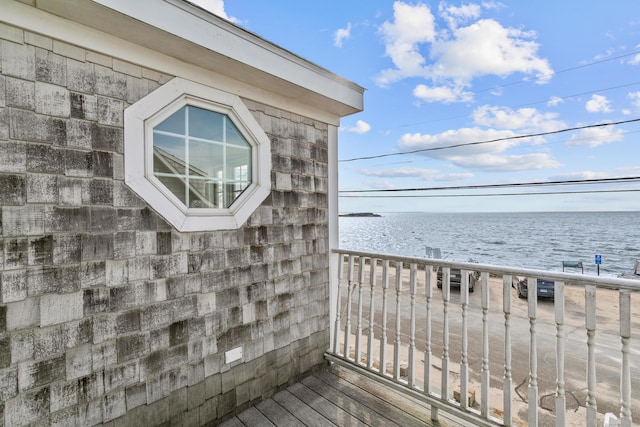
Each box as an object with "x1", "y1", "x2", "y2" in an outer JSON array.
[
  {"x1": 515, "y1": 277, "x2": 555, "y2": 299},
  {"x1": 436, "y1": 267, "x2": 479, "y2": 292}
]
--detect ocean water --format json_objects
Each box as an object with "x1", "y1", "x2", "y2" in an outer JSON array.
[{"x1": 339, "y1": 211, "x2": 640, "y2": 278}]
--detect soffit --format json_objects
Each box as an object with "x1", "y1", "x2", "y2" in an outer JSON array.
[{"x1": 32, "y1": 0, "x2": 364, "y2": 118}]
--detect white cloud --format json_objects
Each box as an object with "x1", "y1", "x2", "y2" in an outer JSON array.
[
  {"x1": 361, "y1": 167, "x2": 439, "y2": 178},
  {"x1": 399, "y1": 127, "x2": 521, "y2": 159},
  {"x1": 429, "y1": 19, "x2": 552, "y2": 82},
  {"x1": 548, "y1": 171, "x2": 609, "y2": 181},
  {"x1": 567, "y1": 124, "x2": 624, "y2": 147},
  {"x1": 547, "y1": 96, "x2": 564, "y2": 107},
  {"x1": 347, "y1": 120, "x2": 371, "y2": 134},
  {"x1": 188, "y1": 0, "x2": 237, "y2": 22},
  {"x1": 472, "y1": 105, "x2": 565, "y2": 133},
  {"x1": 376, "y1": 1, "x2": 553, "y2": 103},
  {"x1": 614, "y1": 165, "x2": 640, "y2": 175},
  {"x1": 452, "y1": 153, "x2": 561, "y2": 171},
  {"x1": 334, "y1": 23, "x2": 352, "y2": 47},
  {"x1": 628, "y1": 91, "x2": 640, "y2": 110},
  {"x1": 376, "y1": 2, "x2": 437, "y2": 85},
  {"x1": 363, "y1": 179, "x2": 397, "y2": 189},
  {"x1": 629, "y1": 53, "x2": 640, "y2": 65},
  {"x1": 360, "y1": 167, "x2": 473, "y2": 181},
  {"x1": 585, "y1": 94, "x2": 613, "y2": 113},
  {"x1": 413, "y1": 84, "x2": 473, "y2": 103},
  {"x1": 398, "y1": 105, "x2": 568, "y2": 161},
  {"x1": 439, "y1": 3, "x2": 481, "y2": 29},
  {"x1": 397, "y1": 117, "x2": 566, "y2": 172}
]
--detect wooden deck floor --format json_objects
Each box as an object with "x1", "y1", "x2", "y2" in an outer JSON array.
[{"x1": 218, "y1": 364, "x2": 465, "y2": 427}]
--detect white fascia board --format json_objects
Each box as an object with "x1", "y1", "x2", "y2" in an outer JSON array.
[
  {"x1": 30, "y1": 0, "x2": 364, "y2": 117},
  {"x1": 1, "y1": 0, "x2": 360, "y2": 124}
]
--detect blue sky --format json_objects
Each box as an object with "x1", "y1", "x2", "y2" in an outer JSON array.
[{"x1": 193, "y1": 0, "x2": 640, "y2": 213}]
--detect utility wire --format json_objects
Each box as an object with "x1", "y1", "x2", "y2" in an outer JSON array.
[
  {"x1": 399, "y1": 80, "x2": 640, "y2": 128},
  {"x1": 366, "y1": 128, "x2": 640, "y2": 166},
  {"x1": 504, "y1": 81, "x2": 640, "y2": 115},
  {"x1": 340, "y1": 176, "x2": 640, "y2": 193},
  {"x1": 411, "y1": 50, "x2": 640, "y2": 107},
  {"x1": 340, "y1": 117, "x2": 640, "y2": 162},
  {"x1": 475, "y1": 50, "x2": 640, "y2": 92}
]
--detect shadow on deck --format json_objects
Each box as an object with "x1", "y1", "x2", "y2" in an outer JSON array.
[{"x1": 219, "y1": 364, "x2": 465, "y2": 426}]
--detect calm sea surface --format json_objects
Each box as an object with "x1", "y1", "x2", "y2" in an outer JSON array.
[{"x1": 339, "y1": 211, "x2": 640, "y2": 278}]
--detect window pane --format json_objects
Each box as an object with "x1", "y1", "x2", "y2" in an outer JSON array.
[
  {"x1": 225, "y1": 145, "x2": 251, "y2": 180},
  {"x1": 188, "y1": 178, "x2": 219, "y2": 208},
  {"x1": 226, "y1": 120, "x2": 250, "y2": 147},
  {"x1": 152, "y1": 104, "x2": 255, "y2": 210},
  {"x1": 188, "y1": 106, "x2": 224, "y2": 140},
  {"x1": 155, "y1": 106, "x2": 186, "y2": 134},
  {"x1": 189, "y1": 140, "x2": 223, "y2": 179},
  {"x1": 153, "y1": 134, "x2": 186, "y2": 175}
]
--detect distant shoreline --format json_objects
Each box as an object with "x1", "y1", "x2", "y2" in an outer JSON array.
[
  {"x1": 339, "y1": 212, "x2": 381, "y2": 217},
  {"x1": 340, "y1": 211, "x2": 640, "y2": 216}
]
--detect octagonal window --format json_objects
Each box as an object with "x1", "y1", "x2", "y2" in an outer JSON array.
[
  {"x1": 124, "y1": 78, "x2": 271, "y2": 232},
  {"x1": 153, "y1": 106, "x2": 252, "y2": 209}
]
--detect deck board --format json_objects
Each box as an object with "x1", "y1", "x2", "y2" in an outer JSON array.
[
  {"x1": 333, "y1": 364, "x2": 437, "y2": 423},
  {"x1": 255, "y1": 398, "x2": 305, "y2": 426},
  {"x1": 235, "y1": 407, "x2": 275, "y2": 426},
  {"x1": 271, "y1": 389, "x2": 336, "y2": 427},
  {"x1": 219, "y1": 364, "x2": 449, "y2": 426},
  {"x1": 287, "y1": 382, "x2": 366, "y2": 427},
  {"x1": 302, "y1": 372, "x2": 404, "y2": 427}
]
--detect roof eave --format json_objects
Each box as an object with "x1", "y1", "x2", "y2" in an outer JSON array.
[{"x1": 33, "y1": 0, "x2": 364, "y2": 117}]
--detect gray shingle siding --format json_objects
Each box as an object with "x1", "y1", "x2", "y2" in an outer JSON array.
[{"x1": 0, "y1": 24, "x2": 330, "y2": 426}]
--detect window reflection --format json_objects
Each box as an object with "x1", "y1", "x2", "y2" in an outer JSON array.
[{"x1": 152, "y1": 106, "x2": 251, "y2": 208}]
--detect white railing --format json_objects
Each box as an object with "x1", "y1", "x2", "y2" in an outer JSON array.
[{"x1": 327, "y1": 249, "x2": 640, "y2": 427}]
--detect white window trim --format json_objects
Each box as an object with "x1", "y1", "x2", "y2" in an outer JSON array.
[{"x1": 125, "y1": 78, "x2": 271, "y2": 231}]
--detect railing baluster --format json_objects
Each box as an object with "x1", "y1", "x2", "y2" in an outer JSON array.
[
  {"x1": 367, "y1": 258, "x2": 378, "y2": 369},
  {"x1": 355, "y1": 256, "x2": 365, "y2": 365},
  {"x1": 585, "y1": 285, "x2": 597, "y2": 426},
  {"x1": 441, "y1": 267, "x2": 450, "y2": 402},
  {"x1": 503, "y1": 274, "x2": 513, "y2": 426},
  {"x1": 425, "y1": 266, "x2": 433, "y2": 394},
  {"x1": 408, "y1": 263, "x2": 417, "y2": 387},
  {"x1": 332, "y1": 253, "x2": 344, "y2": 354},
  {"x1": 555, "y1": 281, "x2": 566, "y2": 427},
  {"x1": 393, "y1": 261, "x2": 403, "y2": 380},
  {"x1": 425, "y1": 266, "x2": 437, "y2": 421},
  {"x1": 329, "y1": 250, "x2": 637, "y2": 427},
  {"x1": 528, "y1": 278, "x2": 539, "y2": 427},
  {"x1": 481, "y1": 272, "x2": 490, "y2": 418},
  {"x1": 620, "y1": 289, "x2": 632, "y2": 427},
  {"x1": 344, "y1": 255, "x2": 355, "y2": 360},
  {"x1": 380, "y1": 260, "x2": 390, "y2": 376},
  {"x1": 460, "y1": 269, "x2": 469, "y2": 410}
]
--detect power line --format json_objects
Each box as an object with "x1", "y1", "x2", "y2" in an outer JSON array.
[
  {"x1": 400, "y1": 80, "x2": 640, "y2": 128},
  {"x1": 339, "y1": 176, "x2": 640, "y2": 193},
  {"x1": 432, "y1": 50, "x2": 640, "y2": 101},
  {"x1": 340, "y1": 117, "x2": 640, "y2": 163},
  {"x1": 506, "y1": 81, "x2": 640, "y2": 113},
  {"x1": 397, "y1": 50, "x2": 640, "y2": 128},
  {"x1": 340, "y1": 188, "x2": 640, "y2": 198}
]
